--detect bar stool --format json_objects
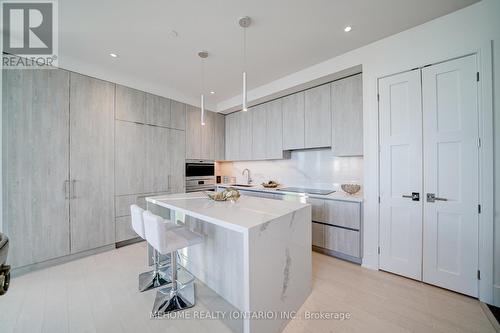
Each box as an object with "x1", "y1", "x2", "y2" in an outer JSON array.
[
  {"x1": 143, "y1": 210, "x2": 203, "y2": 316},
  {"x1": 130, "y1": 204, "x2": 173, "y2": 292}
]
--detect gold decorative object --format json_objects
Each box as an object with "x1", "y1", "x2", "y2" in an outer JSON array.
[
  {"x1": 262, "y1": 180, "x2": 279, "y2": 188},
  {"x1": 341, "y1": 184, "x2": 361, "y2": 195},
  {"x1": 206, "y1": 187, "x2": 241, "y2": 201}
]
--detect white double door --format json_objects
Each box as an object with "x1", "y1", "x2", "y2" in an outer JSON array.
[{"x1": 378, "y1": 54, "x2": 479, "y2": 297}]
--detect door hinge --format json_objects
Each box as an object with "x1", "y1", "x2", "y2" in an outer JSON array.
[
  {"x1": 377, "y1": 93, "x2": 380, "y2": 102},
  {"x1": 378, "y1": 246, "x2": 381, "y2": 255},
  {"x1": 477, "y1": 270, "x2": 481, "y2": 280},
  {"x1": 378, "y1": 196, "x2": 381, "y2": 204},
  {"x1": 476, "y1": 72, "x2": 480, "y2": 82},
  {"x1": 478, "y1": 138, "x2": 481, "y2": 148},
  {"x1": 478, "y1": 204, "x2": 482, "y2": 214}
]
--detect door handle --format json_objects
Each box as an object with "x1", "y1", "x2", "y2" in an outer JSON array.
[
  {"x1": 426, "y1": 193, "x2": 447, "y2": 202},
  {"x1": 71, "y1": 180, "x2": 77, "y2": 199},
  {"x1": 64, "y1": 180, "x2": 70, "y2": 199},
  {"x1": 402, "y1": 192, "x2": 420, "y2": 201}
]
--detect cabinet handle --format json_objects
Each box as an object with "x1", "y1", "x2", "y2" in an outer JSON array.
[
  {"x1": 71, "y1": 180, "x2": 77, "y2": 199},
  {"x1": 64, "y1": 180, "x2": 70, "y2": 199}
]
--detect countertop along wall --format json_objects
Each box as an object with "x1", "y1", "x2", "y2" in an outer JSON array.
[
  {"x1": 217, "y1": 0, "x2": 500, "y2": 305},
  {"x1": 217, "y1": 149, "x2": 363, "y2": 191}
]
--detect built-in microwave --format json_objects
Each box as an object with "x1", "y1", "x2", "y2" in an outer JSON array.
[{"x1": 185, "y1": 160, "x2": 215, "y2": 192}]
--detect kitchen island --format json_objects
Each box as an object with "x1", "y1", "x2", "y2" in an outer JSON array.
[{"x1": 146, "y1": 192, "x2": 312, "y2": 333}]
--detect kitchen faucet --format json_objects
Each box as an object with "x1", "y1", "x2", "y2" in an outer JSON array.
[{"x1": 242, "y1": 168, "x2": 252, "y2": 185}]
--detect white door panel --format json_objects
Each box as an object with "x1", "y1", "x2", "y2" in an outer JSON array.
[
  {"x1": 378, "y1": 70, "x2": 423, "y2": 280},
  {"x1": 422, "y1": 54, "x2": 479, "y2": 297}
]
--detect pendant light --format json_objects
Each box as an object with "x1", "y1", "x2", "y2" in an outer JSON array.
[
  {"x1": 239, "y1": 16, "x2": 251, "y2": 111},
  {"x1": 198, "y1": 50, "x2": 208, "y2": 125}
]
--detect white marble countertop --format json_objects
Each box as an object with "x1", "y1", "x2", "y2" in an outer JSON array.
[
  {"x1": 216, "y1": 184, "x2": 363, "y2": 203},
  {"x1": 146, "y1": 192, "x2": 310, "y2": 233}
]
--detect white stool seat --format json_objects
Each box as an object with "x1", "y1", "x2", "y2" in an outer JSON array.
[
  {"x1": 143, "y1": 211, "x2": 203, "y2": 255},
  {"x1": 130, "y1": 204, "x2": 146, "y2": 239},
  {"x1": 142, "y1": 210, "x2": 203, "y2": 316},
  {"x1": 130, "y1": 204, "x2": 172, "y2": 292}
]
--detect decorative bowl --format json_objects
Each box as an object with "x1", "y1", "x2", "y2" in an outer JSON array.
[
  {"x1": 262, "y1": 181, "x2": 279, "y2": 188},
  {"x1": 341, "y1": 184, "x2": 361, "y2": 195},
  {"x1": 206, "y1": 187, "x2": 241, "y2": 201}
]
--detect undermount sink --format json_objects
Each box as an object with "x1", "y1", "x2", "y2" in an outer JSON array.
[{"x1": 232, "y1": 184, "x2": 255, "y2": 187}]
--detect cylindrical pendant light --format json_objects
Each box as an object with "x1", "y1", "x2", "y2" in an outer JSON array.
[
  {"x1": 198, "y1": 51, "x2": 208, "y2": 125},
  {"x1": 200, "y1": 93, "x2": 205, "y2": 126},
  {"x1": 239, "y1": 16, "x2": 251, "y2": 111}
]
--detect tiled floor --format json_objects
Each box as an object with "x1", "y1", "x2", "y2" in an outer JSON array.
[{"x1": 0, "y1": 242, "x2": 495, "y2": 333}]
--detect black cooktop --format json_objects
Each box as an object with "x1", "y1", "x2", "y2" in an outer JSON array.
[{"x1": 277, "y1": 187, "x2": 335, "y2": 195}]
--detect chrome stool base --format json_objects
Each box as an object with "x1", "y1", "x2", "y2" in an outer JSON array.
[
  {"x1": 138, "y1": 268, "x2": 171, "y2": 292},
  {"x1": 152, "y1": 282, "x2": 195, "y2": 316}
]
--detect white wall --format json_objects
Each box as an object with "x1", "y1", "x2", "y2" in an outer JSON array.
[
  {"x1": 218, "y1": 0, "x2": 500, "y2": 305},
  {"x1": 217, "y1": 149, "x2": 363, "y2": 190}
]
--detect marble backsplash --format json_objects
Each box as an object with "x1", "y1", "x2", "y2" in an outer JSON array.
[{"x1": 216, "y1": 148, "x2": 363, "y2": 191}]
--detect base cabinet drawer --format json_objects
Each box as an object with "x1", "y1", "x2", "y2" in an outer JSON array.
[
  {"x1": 307, "y1": 198, "x2": 326, "y2": 222},
  {"x1": 312, "y1": 222, "x2": 325, "y2": 247},
  {"x1": 115, "y1": 216, "x2": 140, "y2": 242},
  {"x1": 324, "y1": 200, "x2": 360, "y2": 230},
  {"x1": 324, "y1": 225, "x2": 360, "y2": 258}
]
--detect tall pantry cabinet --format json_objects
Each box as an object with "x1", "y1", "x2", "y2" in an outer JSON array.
[{"x1": 2, "y1": 69, "x2": 115, "y2": 268}]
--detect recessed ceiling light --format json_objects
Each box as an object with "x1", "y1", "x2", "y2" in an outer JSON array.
[
  {"x1": 109, "y1": 53, "x2": 119, "y2": 58},
  {"x1": 344, "y1": 26, "x2": 352, "y2": 32},
  {"x1": 210, "y1": 91, "x2": 215, "y2": 95}
]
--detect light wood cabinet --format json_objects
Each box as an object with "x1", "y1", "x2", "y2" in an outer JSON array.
[
  {"x1": 238, "y1": 110, "x2": 253, "y2": 161},
  {"x1": 282, "y1": 92, "x2": 305, "y2": 150},
  {"x1": 186, "y1": 106, "x2": 222, "y2": 160},
  {"x1": 307, "y1": 198, "x2": 327, "y2": 222},
  {"x1": 145, "y1": 125, "x2": 170, "y2": 193},
  {"x1": 324, "y1": 225, "x2": 360, "y2": 258},
  {"x1": 3, "y1": 68, "x2": 70, "y2": 268},
  {"x1": 186, "y1": 105, "x2": 202, "y2": 159},
  {"x1": 115, "y1": 85, "x2": 146, "y2": 123},
  {"x1": 331, "y1": 74, "x2": 363, "y2": 156},
  {"x1": 214, "y1": 113, "x2": 225, "y2": 160},
  {"x1": 169, "y1": 129, "x2": 186, "y2": 193},
  {"x1": 146, "y1": 93, "x2": 171, "y2": 128},
  {"x1": 305, "y1": 84, "x2": 331, "y2": 148},
  {"x1": 324, "y1": 200, "x2": 361, "y2": 230},
  {"x1": 69, "y1": 73, "x2": 115, "y2": 253},
  {"x1": 312, "y1": 222, "x2": 325, "y2": 248},
  {"x1": 251, "y1": 104, "x2": 267, "y2": 160},
  {"x1": 266, "y1": 99, "x2": 284, "y2": 159},
  {"x1": 115, "y1": 120, "x2": 146, "y2": 195},
  {"x1": 225, "y1": 112, "x2": 239, "y2": 160},
  {"x1": 251, "y1": 100, "x2": 284, "y2": 160},
  {"x1": 170, "y1": 100, "x2": 186, "y2": 130},
  {"x1": 201, "y1": 110, "x2": 215, "y2": 160}
]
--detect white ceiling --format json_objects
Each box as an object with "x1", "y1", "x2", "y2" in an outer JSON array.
[{"x1": 59, "y1": 0, "x2": 479, "y2": 110}]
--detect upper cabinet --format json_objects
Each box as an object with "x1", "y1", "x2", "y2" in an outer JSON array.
[
  {"x1": 225, "y1": 112, "x2": 239, "y2": 161},
  {"x1": 116, "y1": 85, "x2": 146, "y2": 123},
  {"x1": 186, "y1": 105, "x2": 202, "y2": 159},
  {"x1": 224, "y1": 73, "x2": 362, "y2": 161},
  {"x1": 146, "y1": 93, "x2": 171, "y2": 127},
  {"x1": 251, "y1": 99, "x2": 284, "y2": 160},
  {"x1": 116, "y1": 84, "x2": 180, "y2": 129},
  {"x1": 214, "y1": 113, "x2": 225, "y2": 160},
  {"x1": 170, "y1": 100, "x2": 186, "y2": 130},
  {"x1": 305, "y1": 84, "x2": 331, "y2": 148},
  {"x1": 185, "y1": 106, "x2": 224, "y2": 161},
  {"x1": 282, "y1": 92, "x2": 305, "y2": 150},
  {"x1": 331, "y1": 74, "x2": 363, "y2": 156}
]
